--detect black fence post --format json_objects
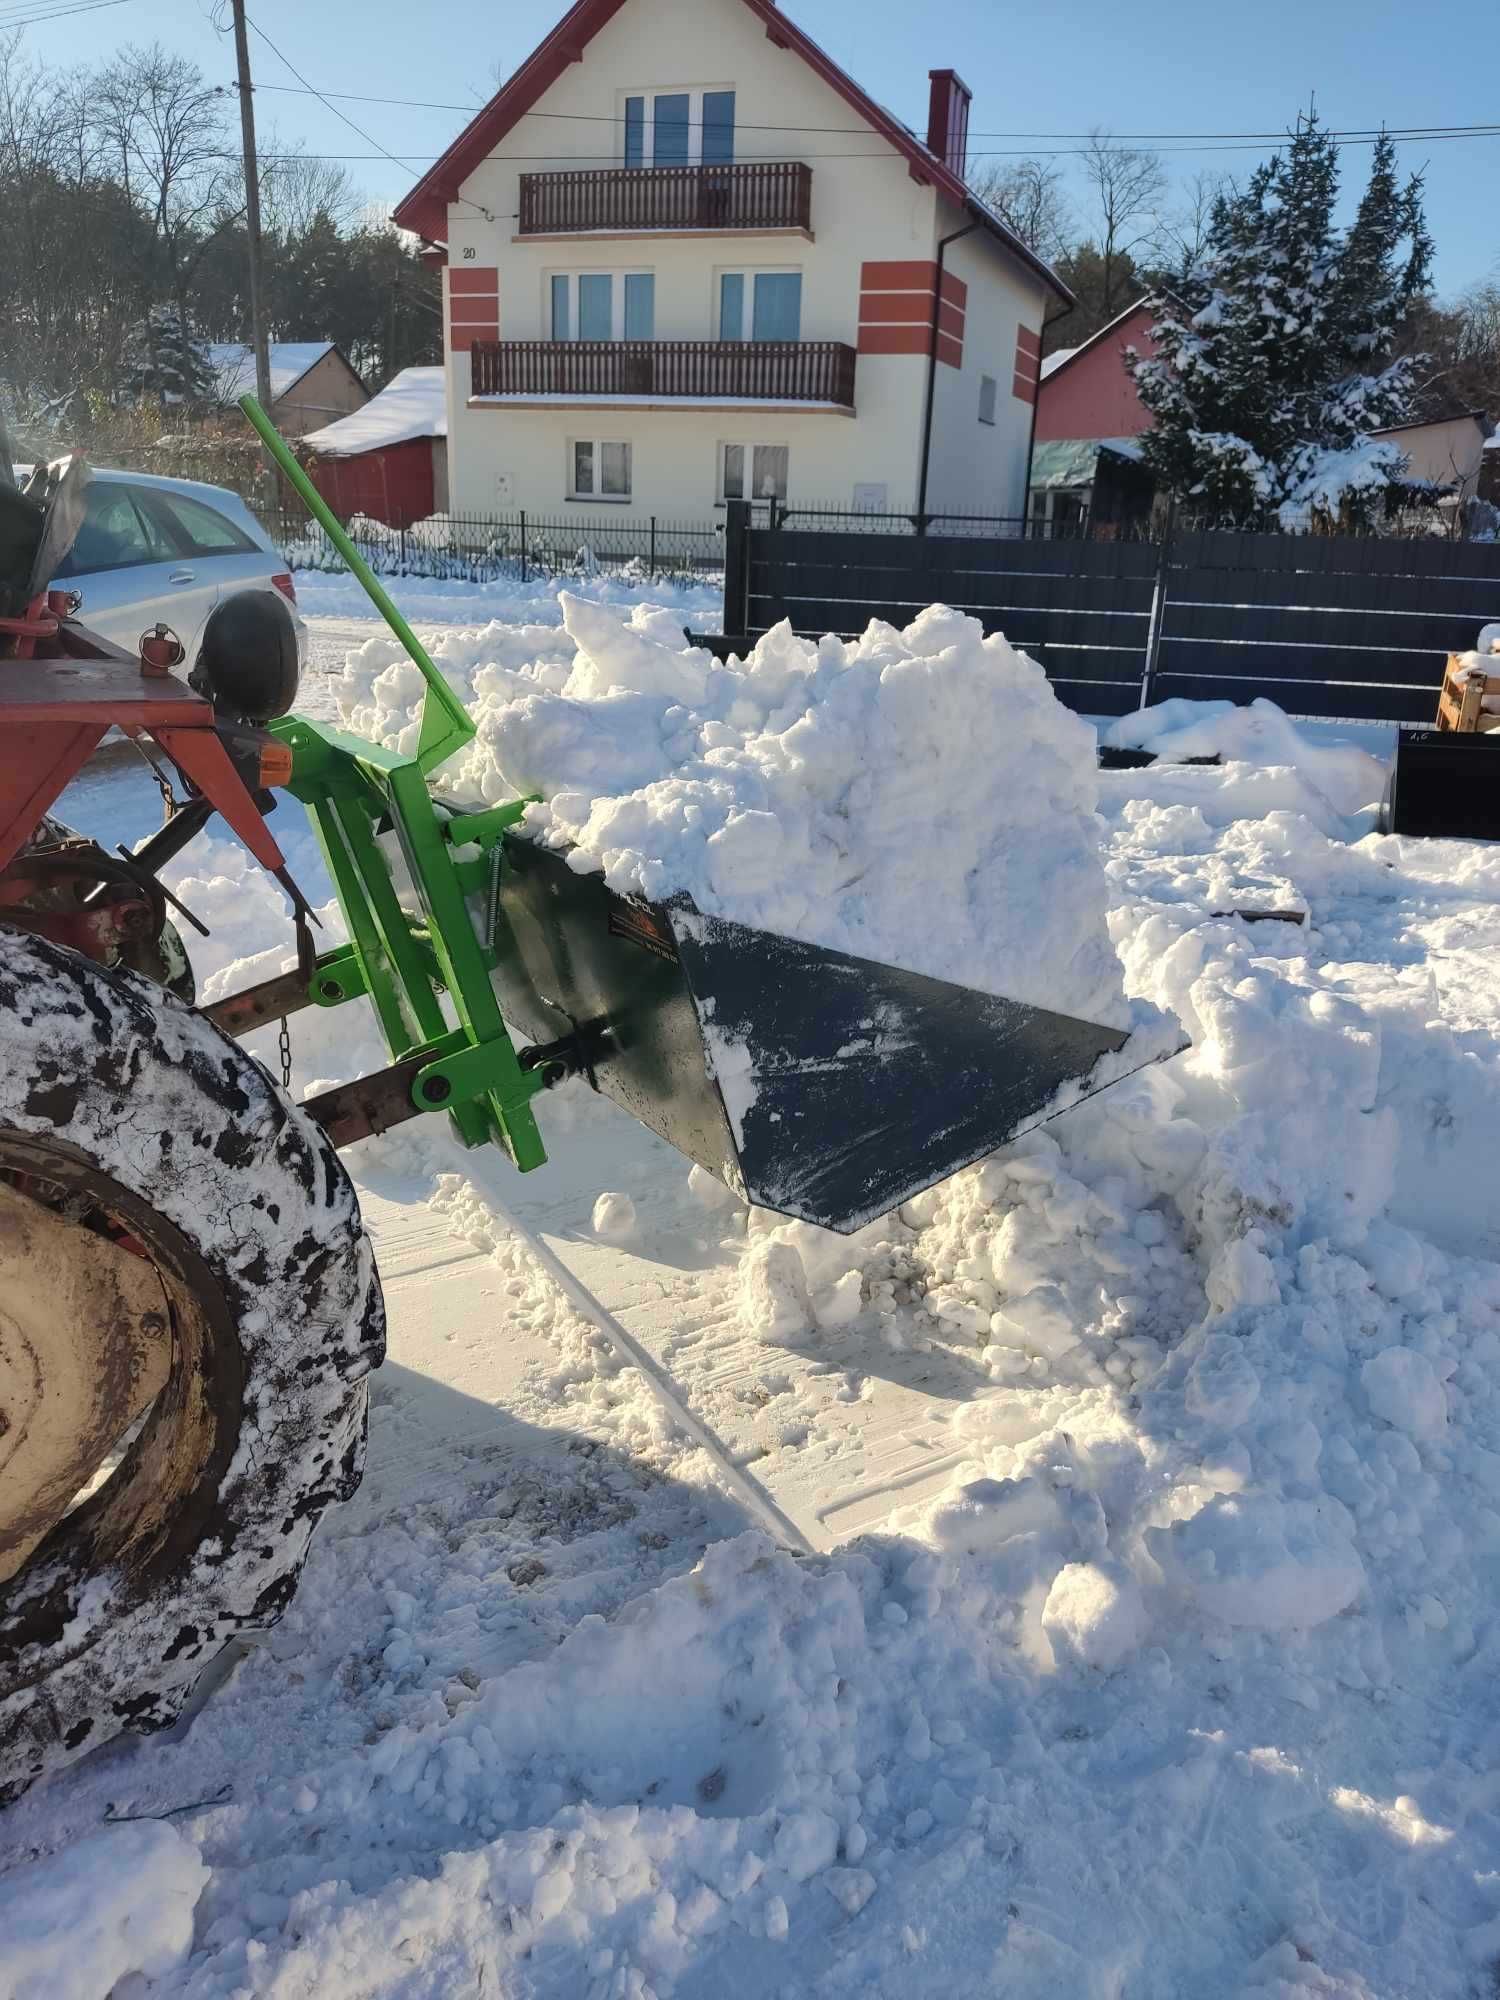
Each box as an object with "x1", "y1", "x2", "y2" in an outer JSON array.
[
  {"x1": 649, "y1": 515, "x2": 657, "y2": 579},
  {"x1": 519, "y1": 510, "x2": 528, "y2": 584},
  {"x1": 723, "y1": 498, "x2": 752, "y2": 645},
  {"x1": 1138, "y1": 494, "x2": 1177, "y2": 711}
]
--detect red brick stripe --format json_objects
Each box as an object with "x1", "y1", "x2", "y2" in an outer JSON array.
[
  {"x1": 1012, "y1": 370, "x2": 1037, "y2": 404},
  {"x1": 857, "y1": 259, "x2": 966, "y2": 368},
  {"x1": 858, "y1": 324, "x2": 933, "y2": 357},
  {"x1": 449, "y1": 267, "x2": 500, "y2": 295},
  {"x1": 860, "y1": 258, "x2": 940, "y2": 290},
  {"x1": 1015, "y1": 322, "x2": 1041, "y2": 359}
]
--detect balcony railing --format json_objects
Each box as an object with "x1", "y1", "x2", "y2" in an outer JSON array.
[
  {"x1": 517, "y1": 162, "x2": 813, "y2": 236},
  {"x1": 470, "y1": 340, "x2": 856, "y2": 409}
]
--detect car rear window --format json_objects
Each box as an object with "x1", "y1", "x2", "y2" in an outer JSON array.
[
  {"x1": 56, "y1": 485, "x2": 174, "y2": 577},
  {"x1": 149, "y1": 490, "x2": 258, "y2": 557}
]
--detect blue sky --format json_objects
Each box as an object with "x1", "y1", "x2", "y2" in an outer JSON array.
[{"x1": 18, "y1": 0, "x2": 1499, "y2": 294}]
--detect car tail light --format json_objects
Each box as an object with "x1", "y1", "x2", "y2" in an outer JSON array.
[{"x1": 270, "y1": 572, "x2": 297, "y2": 604}]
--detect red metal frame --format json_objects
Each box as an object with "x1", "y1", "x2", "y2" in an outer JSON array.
[{"x1": 0, "y1": 593, "x2": 287, "y2": 877}]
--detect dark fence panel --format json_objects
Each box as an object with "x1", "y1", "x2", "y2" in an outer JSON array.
[
  {"x1": 739, "y1": 522, "x2": 1156, "y2": 714},
  {"x1": 1151, "y1": 531, "x2": 1500, "y2": 718},
  {"x1": 719, "y1": 507, "x2": 1500, "y2": 721}
]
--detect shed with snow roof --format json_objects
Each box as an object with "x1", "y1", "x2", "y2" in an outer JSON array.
[
  {"x1": 206, "y1": 341, "x2": 369, "y2": 437},
  {"x1": 301, "y1": 367, "x2": 449, "y2": 529}
]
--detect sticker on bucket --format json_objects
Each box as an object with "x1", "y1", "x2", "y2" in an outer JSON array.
[{"x1": 609, "y1": 904, "x2": 679, "y2": 962}]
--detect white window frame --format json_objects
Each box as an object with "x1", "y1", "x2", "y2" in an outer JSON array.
[
  {"x1": 620, "y1": 86, "x2": 736, "y2": 168},
  {"x1": 979, "y1": 374, "x2": 999, "y2": 426},
  {"x1": 569, "y1": 438, "x2": 633, "y2": 503},
  {"x1": 714, "y1": 267, "x2": 803, "y2": 342},
  {"x1": 548, "y1": 270, "x2": 655, "y2": 342},
  {"x1": 717, "y1": 441, "x2": 789, "y2": 507}
]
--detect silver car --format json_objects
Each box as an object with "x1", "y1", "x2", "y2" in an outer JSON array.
[{"x1": 48, "y1": 467, "x2": 306, "y2": 666}]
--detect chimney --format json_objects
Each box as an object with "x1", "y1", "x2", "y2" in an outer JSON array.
[{"x1": 926, "y1": 69, "x2": 972, "y2": 182}]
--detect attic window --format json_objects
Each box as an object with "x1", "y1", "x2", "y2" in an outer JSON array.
[
  {"x1": 623, "y1": 89, "x2": 735, "y2": 168},
  {"x1": 979, "y1": 374, "x2": 998, "y2": 425}
]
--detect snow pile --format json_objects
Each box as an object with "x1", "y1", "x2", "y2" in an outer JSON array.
[
  {"x1": 0, "y1": 1822, "x2": 207, "y2": 1997},
  {"x1": 18, "y1": 611, "x2": 1500, "y2": 1999},
  {"x1": 337, "y1": 594, "x2": 1138, "y2": 1028},
  {"x1": 1103, "y1": 696, "x2": 1388, "y2": 819}
]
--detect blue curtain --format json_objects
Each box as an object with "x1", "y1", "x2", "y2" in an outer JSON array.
[
  {"x1": 702, "y1": 92, "x2": 735, "y2": 164},
  {"x1": 578, "y1": 274, "x2": 613, "y2": 341},
  {"x1": 623, "y1": 97, "x2": 644, "y2": 168},
  {"x1": 752, "y1": 273, "x2": 802, "y2": 341},
  {"x1": 719, "y1": 272, "x2": 745, "y2": 341},
  {"x1": 624, "y1": 274, "x2": 655, "y2": 340},
  {"x1": 550, "y1": 276, "x2": 570, "y2": 341},
  {"x1": 653, "y1": 94, "x2": 689, "y2": 165}
]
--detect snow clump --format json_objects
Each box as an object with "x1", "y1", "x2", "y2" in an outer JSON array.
[{"x1": 338, "y1": 593, "x2": 1136, "y2": 1030}]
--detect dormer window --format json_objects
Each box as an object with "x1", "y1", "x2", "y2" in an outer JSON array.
[{"x1": 623, "y1": 89, "x2": 735, "y2": 168}]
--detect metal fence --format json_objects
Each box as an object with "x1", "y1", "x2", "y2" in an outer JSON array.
[
  {"x1": 260, "y1": 507, "x2": 728, "y2": 585},
  {"x1": 713, "y1": 500, "x2": 1500, "y2": 722}
]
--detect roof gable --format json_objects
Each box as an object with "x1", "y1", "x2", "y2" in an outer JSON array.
[
  {"x1": 1036, "y1": 301, "x2": 1159, "y2": 390},
  {"x1": 393, "y1": 0, "x2": 1069, "y2": 302},
  {"x1": 206, "y1": 340, "x2": 363, "y2": 405}
]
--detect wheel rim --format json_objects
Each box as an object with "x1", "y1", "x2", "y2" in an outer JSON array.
[{"x1": 0, "y1": 1130, "x2": 244, "y2": 1692}]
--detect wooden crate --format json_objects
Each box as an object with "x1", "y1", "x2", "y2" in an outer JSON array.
[{"x1": 1436, "y1": 652, "x2": 1500, "y2": 733}]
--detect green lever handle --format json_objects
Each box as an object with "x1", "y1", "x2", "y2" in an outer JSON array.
[{"x1": 238, "y1": 392, "x2": 476, "y2": 774}]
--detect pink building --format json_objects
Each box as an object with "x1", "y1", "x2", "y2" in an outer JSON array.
[
  {"x1": 1034, "y1": 301, "x2": 1159, "y2": 442},
  {"x1": 1029, "y1": 299, "x2": 1160, "y2": 534}
]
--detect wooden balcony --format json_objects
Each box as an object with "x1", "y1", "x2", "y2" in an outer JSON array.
[
  {"x1": 517, "y1": 162, "x2": 813, "y2": 237},
  {"x1": 470, "y1": 340, "x2": 856, "y2": 409}
]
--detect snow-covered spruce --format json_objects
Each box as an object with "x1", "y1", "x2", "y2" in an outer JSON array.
[{"x1": 0, "y1": 931, "x2": 385, "y2": 1801}]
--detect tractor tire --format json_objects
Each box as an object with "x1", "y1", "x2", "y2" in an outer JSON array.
[{"x1": 0, "y1": 929, "x2": 385, "y2": 1803}]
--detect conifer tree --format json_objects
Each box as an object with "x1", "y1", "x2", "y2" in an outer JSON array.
[{"x1": 1132, "y1": 118, "x2": 1432, "y2": 525}]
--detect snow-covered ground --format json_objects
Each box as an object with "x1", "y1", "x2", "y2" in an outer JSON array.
[{"x1": 8, "y1": 574, "x2": 1500, "y2": 2000}]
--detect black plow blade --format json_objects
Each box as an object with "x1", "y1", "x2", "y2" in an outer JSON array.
[{"x1": 490, "y1": 830, "x2": 1149, "y2": 1233}]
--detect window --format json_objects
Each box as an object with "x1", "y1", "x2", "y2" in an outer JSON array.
[
  {"x1": 623, "y1": 88, "x2": 735, "y2": 167},
  {"x1": 550, "y1": 271, "x2": 655, "y2": 341},
  {"x1": 150, "y1": 489, "x2": 257, "y2": 556},
  {"x1": 571, "y1": 439, "x2": 632, "y2": 500},
  {"x1": 719, "y1": 442, "x2": 788, "y2": 505},
  {"x1": 978, "y1": 374, "x2": 998, "y2": 426},
  {"x1": 56, "y1": 484, "x2": 174, "y2": 577},
  {"x1": 718, "y1": 270, "x2": 802, "y2": 342}
]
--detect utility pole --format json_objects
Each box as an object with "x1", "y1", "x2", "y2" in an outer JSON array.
[{"x1": 231, "y1": 0, "x2": 272, "y2": 413}]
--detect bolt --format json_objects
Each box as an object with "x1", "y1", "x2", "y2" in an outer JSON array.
[
  {"x1": 319, "y1": 980, "x2": 341, "y2": 1000},
  {"x1": 140, "y1": 1311, "x2": 167, "y2": 1338},
  {"x1": 421, "y1": 1075, "x2": 452, "y2": 1105}
]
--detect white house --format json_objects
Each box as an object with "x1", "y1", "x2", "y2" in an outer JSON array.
[{"x1": 393, "y1": 0, "x2": 1072, "y2": 525}]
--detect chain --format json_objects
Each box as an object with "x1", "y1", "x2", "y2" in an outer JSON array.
[{"x1": 277, "y1": 1016, "x2": 292, "y2": 1092}]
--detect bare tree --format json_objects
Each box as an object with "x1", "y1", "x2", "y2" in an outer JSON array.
[
  {"x1": 1147, "y1": 169, "x2": 1230, "y2": 285},
  {"x1": 258, "y1": 141, "x2": 359, "y2": 239},
  {"x1": 970, "y1": 156, "x2": 1073, "y2": 262},
  {"x1": 90, "y1": 44, "x2": 241, "y2": 384},
  {"x1": 1080, "y1": 128, "x2": 1168, "y2": 320}
]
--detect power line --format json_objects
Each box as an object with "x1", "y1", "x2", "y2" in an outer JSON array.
[
  {"x1": 1, "y1": 0, "x2": 132, "y2": 25},
  {"x1": 239, "y1": 84, "x2": 1500, "y2": 148},
  {"x1": 239, "y1": 9, "x2": 495, "y2": 223},
  {"x1": 216, "y1": 128, "x2": 1500, "y2": 167}
]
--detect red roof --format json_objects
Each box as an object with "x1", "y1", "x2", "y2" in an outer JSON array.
[{"x1": 393, "y1": 0, "x2": 1071, "y2": 304}]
